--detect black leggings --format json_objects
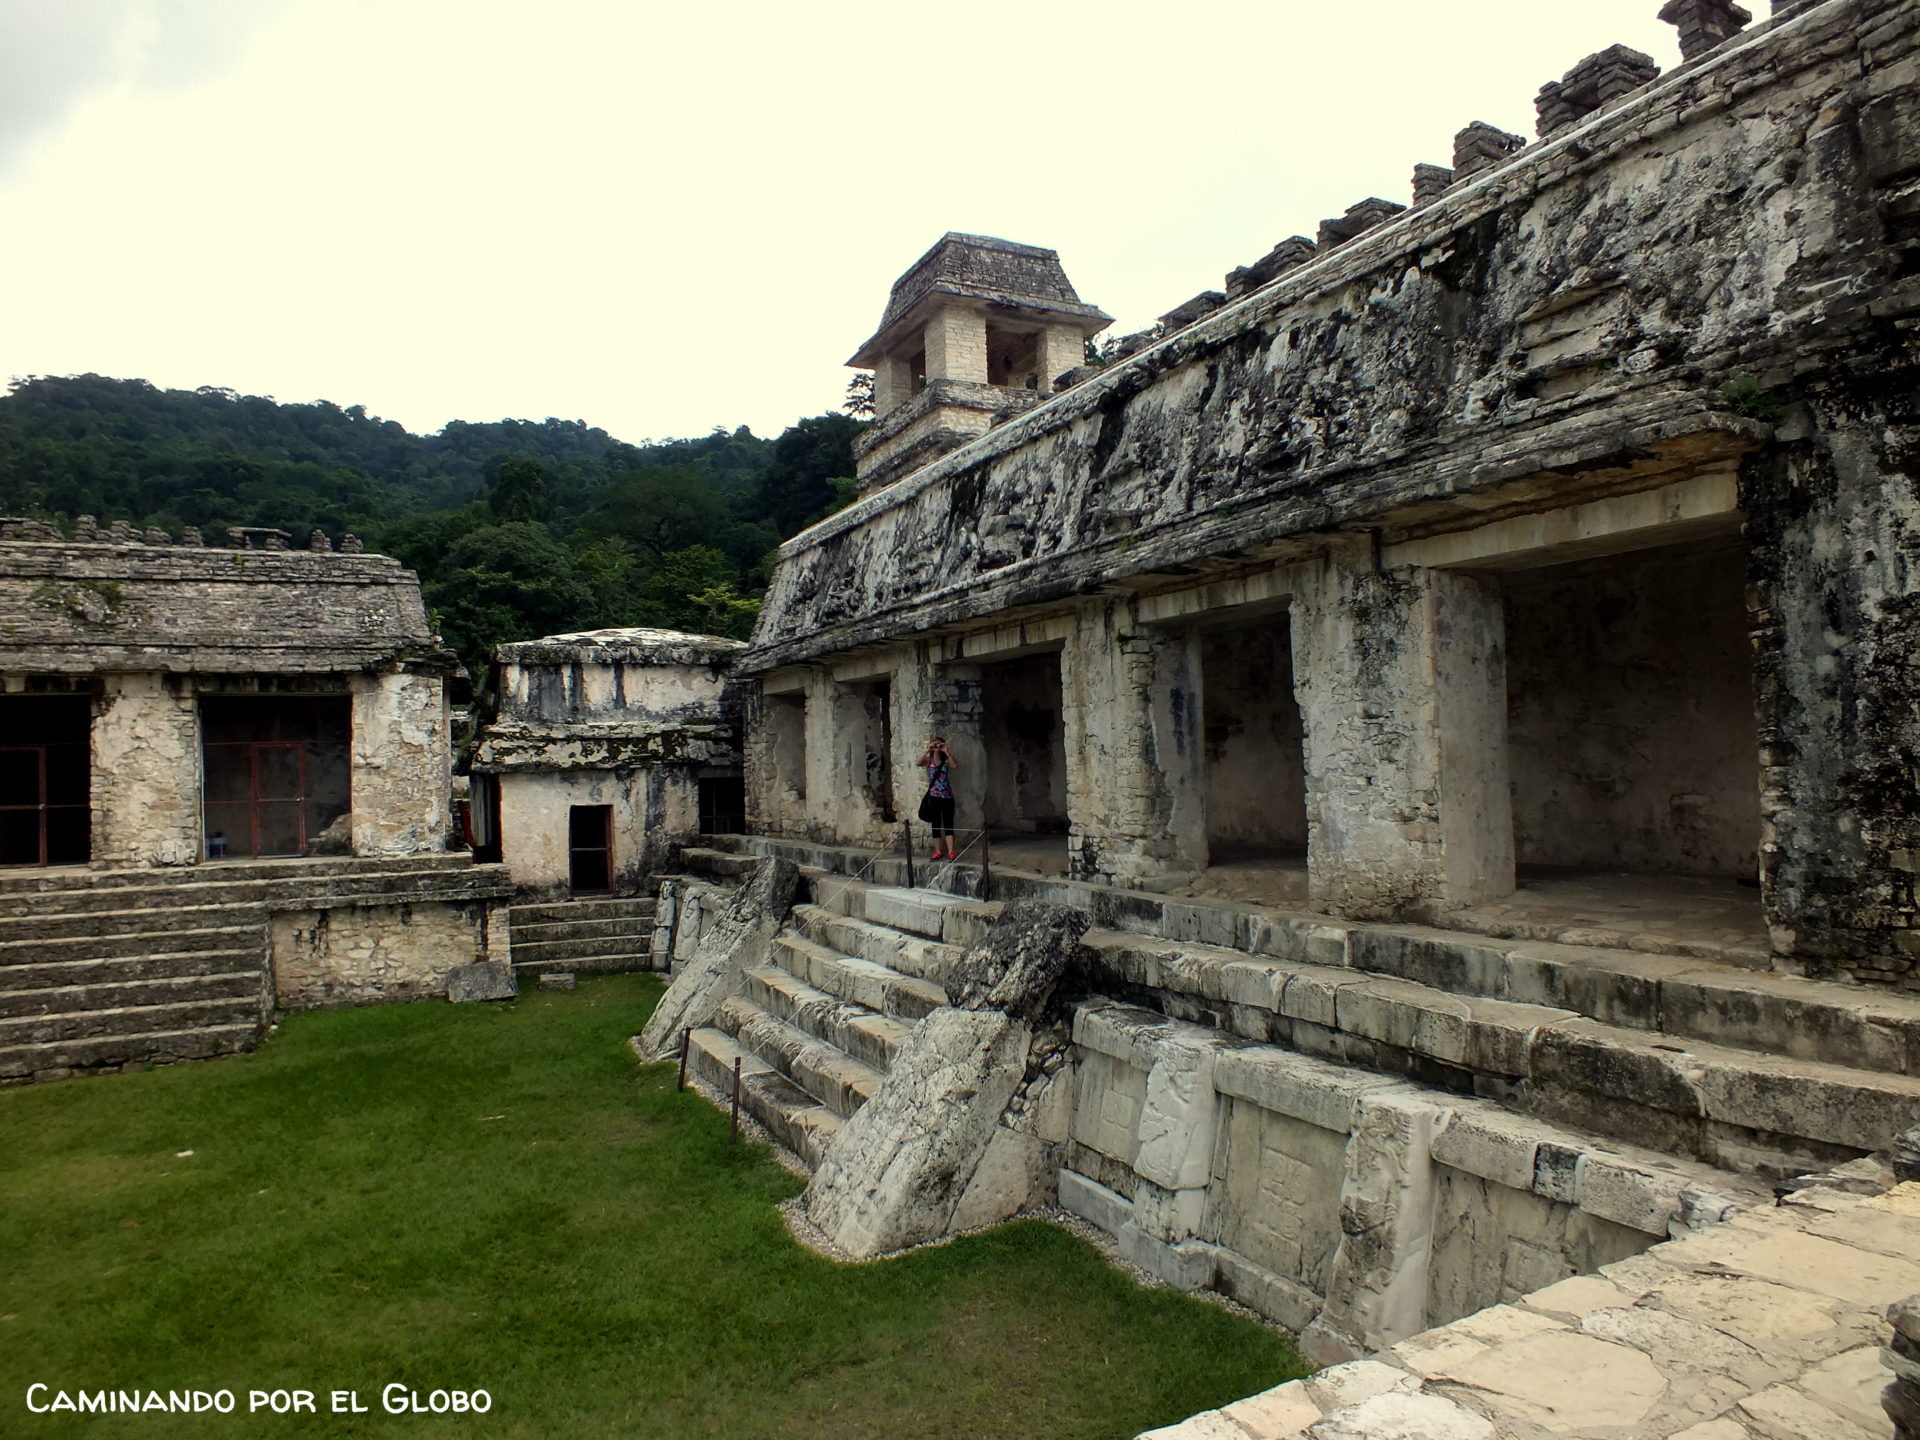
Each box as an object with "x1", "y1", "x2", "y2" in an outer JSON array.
[{"x1": 924, "y1": 796, "x2": 955, "y2": 838}]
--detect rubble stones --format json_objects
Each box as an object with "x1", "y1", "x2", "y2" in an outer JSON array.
[
  {"x1": 1316, "y1": 199, "x2": 1407, "y2": 249},
  {"x1": 1225, "y1": 237, "x2": 1317, "y2": 299},
  {"x1": 635, "y1": 856, "x2": 800, "y2": 1058},
  {"x1": 1536, "y1": 45, "x2": 1662, "y2": 137},
  {"x1": 446, "y1": 961, "x2": 519, "y2": 1003},
  {"x1": 1659, "y1": 0, "x2": 1753, "y2": 60},
  {"x1": 1411, "y1": 164, "x2": 1455, "y2": 207}
]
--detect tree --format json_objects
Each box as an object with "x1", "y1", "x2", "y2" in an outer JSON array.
[
  {"x1": 634, "y1": 545, "x2": 760, "y2": 638},
  {"x1": 843, "y1": 372, "x2": 875, "y2": 419},
  {"x1": 754, "y1": 413, "x2": 866, "y2": 535},
  {"x1": 578, "y1": 465, "x2": 729, "y2": 564},
  {"x1": 486, "y1": 455, "x2": 553, "y2": 523},
  {"x1": 426, "y1": 522, "x2": 596, "y2": 677}
]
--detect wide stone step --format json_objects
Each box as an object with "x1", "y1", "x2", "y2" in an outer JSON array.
[
  {"x1": 508, "y1": 915, "x2": 653, "y2": 945},
  {"x1": 0, "y1": 925, "x2": 266, "y2": 968},
  {"x1": 0, "y1": 946, "x2": 264, "y2": 991},
  {"x1": 857, "y1": 886, "x2": 1000, "y2": 945},
  {"x1": 0, "y1": 1022, "x2": 263, "y2": 1079},
  {"x1": 0, "y1": 970, "x2": 264, "y2": 1019},
  {"x1": 0, "y1": 995, "x2": 266, "y2": 1048},
  {"x1": 509, "y1": 898, "x2": 656, "y2": 927},
  {"x1": 789, "y1": 903, "x2": 963, "y2": 987},
  {"x1": 683, "y1": 1027, "x2": 842, "y2": 1168},
  {"x1": 508, "y1": 934, "x2": 653, "y2": 966},
  {"x1": 1083, "y1": 929, "x2": 1920, "y2": 1166},
  {"x1": 0, "y1": 853, "x2": 480, "y2": 897},
  {"x1": 677, "y1": 847, "x2": 762, "y2": 879},
  {"x1": 739, "y1": 963, "x2": 912, "y2": 1073},
  {"x1": 713, "y1": 995, "x2": 884, "y2": 1120},
  {"x1": 0, "y1": 864, "x2": 512, "y2": 919},
  {"x1": 0, "y1": 903, "x2": 269, "y2": 942},
  {"x1": 1338, "y1": 922, "x2": 1920, "y2": 1075},
  {"x1": 770, "y1": 931, "x2": 948, "y2": 1020},
  {"x1": 511, "y1": 953, "x2": 651, "y2": 978}
]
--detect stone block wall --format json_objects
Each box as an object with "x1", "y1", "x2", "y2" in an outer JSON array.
[
  {"x1": 91, "y1": 673, "x2": 202, "y2": 866},
  {"x1": 270, "y1": 897, "x2": 505, "y2": 1008},
  {"x1": 350, "y1": 669, "x2": 454, "y2": 859},
  {"x1": 1061, "y1": 1000, "x2": 1757, "y2": 1360}
]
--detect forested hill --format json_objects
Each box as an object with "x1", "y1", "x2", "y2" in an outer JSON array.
[{"x1": 0, "y1": 373, "x2": 865, "y2": 676}]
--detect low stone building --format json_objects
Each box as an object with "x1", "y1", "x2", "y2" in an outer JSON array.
[
  {"x1": 0, "y1": 521, "x2": 511, "y2": 1078},
  {"x1": 469, "y1": 627, "x2": 744, "y2": 897},
  {"x1": 466, "y1": 627, "x2": 743, "y2": 980}
]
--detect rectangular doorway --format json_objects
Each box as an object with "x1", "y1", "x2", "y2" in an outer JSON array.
[
  {"x1": 0, "y1": 695, "x2": 91, "y2": 867},
  {"x1": 979, "y1": 652, "x2": 1068, "y2": 834},
  {"x1": 1501, "y1": 537, "x2": 1760, "y2": 879},
  {"x1": 698, "y1": 776, "x2": 746, "y2": 835},
  {"x1": 1200, "y1": 612, "x2": 1308, "y2": 863},
  {"x1": 202, "y1": 697, "x2": 351, "y2": 859},
  {"x1": 568, "y1": 804, "x2": 613, "y2": 892}
]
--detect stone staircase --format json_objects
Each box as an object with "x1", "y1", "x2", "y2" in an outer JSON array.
[
  {"x1": 507, "y1": 897, "x2": 657, "y2": 979},
  {"x1": 676, "y1": 847, "x2": 996, "y2": 1167},
  {"x1": 686, "y1": 833, "x2": 1920, "y2": 1179},
  {"x1": 0, "y1": 854, "x2": 504, "y2": 1081}
]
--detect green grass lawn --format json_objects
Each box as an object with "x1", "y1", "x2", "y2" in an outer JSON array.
[{"x1": 0, "y1": 975, "x2": 1306, "y2": 1438}]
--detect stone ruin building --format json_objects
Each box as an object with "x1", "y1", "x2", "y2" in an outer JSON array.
[
  {"x1": 466, "y1": 627, "x2": 744, "y2": 979},
  {"x1": 634, "y1": 1, "x2": 1920, "y2": 1435},
  {"x1": 0, "y1": 521, "x2": 512, "y2": 1077}
]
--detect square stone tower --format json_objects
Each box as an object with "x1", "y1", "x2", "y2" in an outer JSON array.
[{"x1": 847, "y1": 233, "x2": 1110, "y2": 493}]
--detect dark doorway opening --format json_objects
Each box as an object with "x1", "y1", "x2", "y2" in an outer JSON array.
[
  {"x1": 980, "y1": 652, "x2": 1068, "y2": 834},
  {"x1": 698, "y1": 776, "x2": 746, "y2": 835},
  {"x1": 1200, "y1": 611, "x2": 1308, "y2": 863},
  {"x1": 1500, "y1": 537, "x2": 1761, "y2": 881},
  {"x1": 469, "y1": 773, "x2": 503, "y2": 865},
  {"x1": 0, "y1": 695, "x2": 91, "y2": 867},
  {"x1": 202, "y1": 697, "x2": 351, "y2": 859},
  {"x1": 569, "y1": 804, "x2": 613, "y2": 892}
]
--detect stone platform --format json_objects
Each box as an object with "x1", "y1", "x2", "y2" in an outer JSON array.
[{"x1": 1145, "y1": 1179, "x2": 1918, "y2": 1440}]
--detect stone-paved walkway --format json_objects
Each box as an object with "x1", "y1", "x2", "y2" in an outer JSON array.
[
  {"x1": 1433, "y1": 872, "x2": 1770, "y2": 969},
  {"x1": 1144, "y1": 1180, "x2": 1918, "y2": 1439}
]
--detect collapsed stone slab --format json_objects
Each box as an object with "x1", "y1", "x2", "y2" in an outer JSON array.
[
  {"x1": 634, "y1": 856, "x2": 799, "y2": 1059},
  {"x1": 446, "y1": 960, "x2": 518, "y2": 1003},
  {"x1": 803, "y1": 901, "x2": 1090, "y2": 1259}
]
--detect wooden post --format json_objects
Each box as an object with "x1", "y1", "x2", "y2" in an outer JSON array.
[
  {"x1": 729, "y1": 1055, "x2": 743, "y2": 1143},
  {"x1": 903, "y1": 820, "x2": 916, "y2": 890},
  {"x1": 676, "y1": 1029, "x2": 690, "y2": 1091},
  {"x1": 980, "y1": 830, "x2": 993, "y2": 902}
]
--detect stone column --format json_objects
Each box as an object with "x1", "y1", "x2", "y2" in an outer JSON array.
[
  {"x1": 1292, "y1": 551, "x2": 1513, "y2": 918},
  {"x1": 92, "y1": 673, "x2": 201, "y2": 867},
  {"x1": 872, "y1": 355, "x2": 912, "y2": 416},
  {"x1": 1745, "y1": 375, "x2": 1920, "y2": 986},
  {"x1": 1037, "y1": 325, "x2": 1086, "y2": 393},
  {"x1": 349, "y1": 668, "x2": 453, "y2": 857},
  {"x1": 1061, "y1": 600, "x2": 1207, "y2": 887},
  {"x1": 923, "y1": 304, "x2": 988, "y2": 385}
]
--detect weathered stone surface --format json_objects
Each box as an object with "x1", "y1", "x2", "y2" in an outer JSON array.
[
  {"x1": 635, "y1": 856, "x2": 800, "y2": 1058},
  {"x1": 446, "y1": 960, "x2": 518, "y2": 1003},
  {"x1": 537, "y1": 972, "x2": 576, "y2": 992},
  {"x1": 802, "y1": 903, "x2": 1089, "y2": 1257},
  {"x1": 804, "y1": 1007, "x2": 1030, "y2": 1257}
]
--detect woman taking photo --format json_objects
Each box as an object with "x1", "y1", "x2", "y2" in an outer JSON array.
[{"x1": 916, "y1": 736, "x2": 957, "y2": 861}]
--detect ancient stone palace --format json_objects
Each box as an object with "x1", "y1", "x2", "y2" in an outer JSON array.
[{"x1": 639, "y1": 1, "x2": 1920, "y2": 1435}]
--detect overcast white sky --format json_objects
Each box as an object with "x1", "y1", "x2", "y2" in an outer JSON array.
[{"x1": 0, "y1": 1, "x2": 1697, "y2": 445}]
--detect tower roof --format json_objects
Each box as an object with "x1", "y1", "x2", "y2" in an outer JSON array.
[{"x1": 847, "y1": 232, "x2": 1110, "y2": 368}]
